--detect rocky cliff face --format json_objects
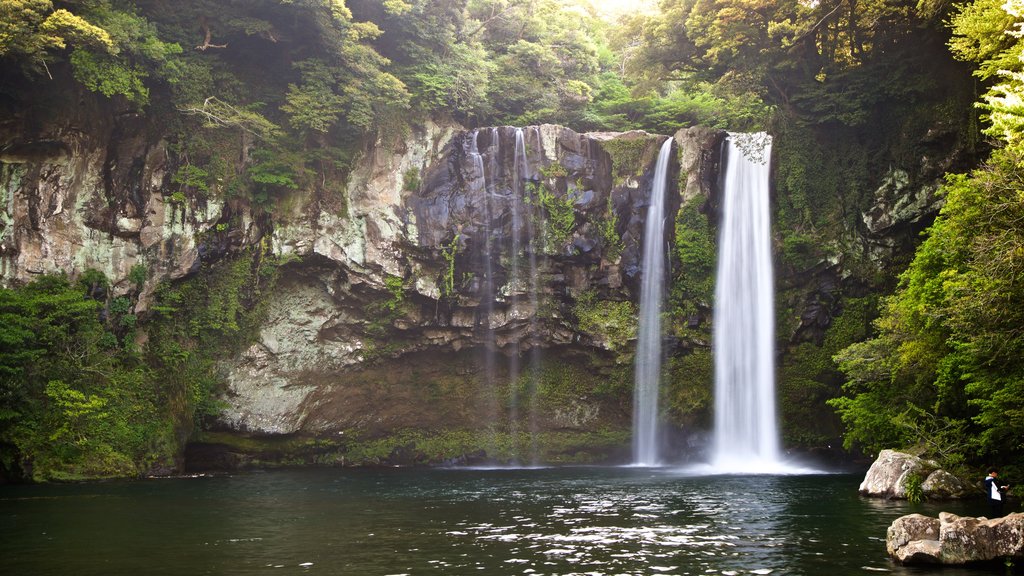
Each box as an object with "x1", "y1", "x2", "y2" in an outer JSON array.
[
  {"x1": 218, "y1": 124, "x2": 682, "y2": 449},
  {"x1": 1, "y1": 97, "x2": 706, "y2": 463},
  {"x1": 0, "y1": 83, "x2": 962, "y2": 466}
]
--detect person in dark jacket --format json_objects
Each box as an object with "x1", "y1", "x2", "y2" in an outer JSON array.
[{"x1": 985, "y1": 469, "x2": 1009, "y2": 517}]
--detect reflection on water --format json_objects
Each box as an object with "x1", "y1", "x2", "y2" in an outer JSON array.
[{"x1": 0, "y1": 467, "x2": 1001, "y2": 576}]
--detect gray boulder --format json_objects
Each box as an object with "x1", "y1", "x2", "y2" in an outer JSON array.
[
  {"x1": 888, "y1": 512, "x2": 1024, "y2": 565},
  {"x1": 922, "y1": 469, "x2": 967, "y2": 499},
  {"x1": 887, "y1": 513, "x2": 940, "y2": 553},
  {"x1": 860, "y1": 450, "x2": 966, "y2": 499}
]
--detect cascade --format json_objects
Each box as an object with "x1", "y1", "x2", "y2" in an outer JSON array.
[
  {"x1": 711, "y1": 132, "x2": 780, "y2": 472},
  {"x1": 468, "y1": 129, "x2": 500, "y2": 434},
  {"x1": 510, "y1": 127, "x2": 542, "y2": 464},
  {"x1": 632, "y1": 137, "x2": 674, "y2": 466}
]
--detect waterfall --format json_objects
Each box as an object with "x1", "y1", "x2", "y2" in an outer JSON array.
[
  {"x1": 510, "y1": 127, "x2": 542, "y2": 465},
  {"x1": 632, "y1": 137, "x2": 674, "y2": 466},
  {"x1": 711, "y1": 132, "x2": 780, "y2": 472},
  {"x1": 468, "y1": 129, "x2": 500, "y2": 438}
]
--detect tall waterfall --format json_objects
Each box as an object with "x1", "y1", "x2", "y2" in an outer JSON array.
[
  {"x1": 632, "y1": 137, "x2": 674, "y2": 466},
  {"x1": 468, "y1": 129, "x2": 500, "y2": 435},
  {"x1": 511, "y1": 127, "x2": 542, "y2": 465},
  {"x1": 711, "y1": 132, "x2": 780, "y2": 471}
]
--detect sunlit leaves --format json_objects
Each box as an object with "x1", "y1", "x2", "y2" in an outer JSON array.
[
  {"x1": 948, "y1": 0, "x2": 1019, "y2": 79},
  {"x1": 282, "y1": 59, "x2": 347, "y2": 133},
  {"x1": 0, "y1": 0, "x2": 113, "y2": 74},
  {"x1": 69, "y1": 48, "x2": 149, "y2": 104},
  {"x1": 832, "y1": 145, "x2": 1024, "y2": 462}
]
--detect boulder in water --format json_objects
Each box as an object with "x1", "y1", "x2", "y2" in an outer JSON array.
[
  {"x1": 888, "y1": 512, "x2": 1024, "y2": 565},
  {"x1": 922, "y1": 469, "x2": 967, "y2": 499},
  {"x1": 860, "y1": 449, "x2": 966, "y2": 499}
]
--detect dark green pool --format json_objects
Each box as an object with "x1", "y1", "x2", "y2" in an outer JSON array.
[{"x1": 0, "y1": 466, "x2": 1002, "y2": 575}]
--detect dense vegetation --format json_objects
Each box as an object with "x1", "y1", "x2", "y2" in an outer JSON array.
[
  {"x1": 0, "y1": 0, "x2": 1020, "y2": 479},
  {"x1": 830, "y1": 0, "x2": 1024, "y2": 475},
  {"x1": 0, "y1": 249, "x2": 280, "y2": 480}
]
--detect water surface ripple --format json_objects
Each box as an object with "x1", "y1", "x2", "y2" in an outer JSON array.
[{"x1": 0, "y1": 467, "x2": 994, "y2": 575}]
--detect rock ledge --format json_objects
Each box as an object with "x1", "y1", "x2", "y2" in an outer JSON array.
[{"x1": 888, "y1": 512, "x2": 1024, "y2": 565}]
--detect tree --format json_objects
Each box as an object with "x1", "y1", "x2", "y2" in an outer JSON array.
[
  {"x1": 831, "y1": 0, "x2": 1024, "y2": 466},
  {"x1": 0, "y1": 0, "x2": 113, "y2": 76}
]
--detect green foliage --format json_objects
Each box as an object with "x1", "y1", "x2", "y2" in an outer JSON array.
[
  {"x1": 0, "y1": 0, "x2": 113, "y2": 75},
  {"x1": 402, "y1": 42, "x2": 494, "y2": 120},
  {"x1": 602, "y1": 137, "x2": 654, "y2": 184},
  {"x1": 831, "y1": 144, "x2": 1024, "y2": 465},
  {"x1": 512, "y1": 356, "x2": 630, "y2": 411},
  {"x1": 180, "y1": 97, "x2": 283, "y2": 142},
  {"x1": 248, "y1": 148, "x2": 307, "y2": 208},
  {"x1": 781, "y1": 297, "x2": 876, "y2": 447},
  {"x1": 171, "y1": 164, "x2": 210, "y2": 195},
  {"x1": 384, "y1": 275, "x2": 405, "y2": 311},
  {"x1": 905, "y1": 472, "x2": 924, "y2": 504},
  {"x1": 68, "y1": 46, "x2": 149, "y2": 104},
  {"x1": 148, "y1": 248, "x2": 282, "y2": 421},
  {"x1": 664, "y1": 349, "x2": 713, "y2": 428},
  {"x1": 0, "y1": 274, "x2": 172, "y2": 480},
  {"x1": 529, "y1": 180, "x2": 576, "y2": 251},
  {"x1": 0, "y1": 247, "x2": 284, "y2": 481},
  {"x1": 364, "y1": 275, "x2": 407, "y2": 339},
  {"x1": 586, "y1": 75, "x2": 768, "y2": 133},
  {"x1": 948, "y1": 0, "x2": 1020, "y2": 81},
  {"x1": 402, "y1": 167, "x2": 421, "y2": 192},
  {"x1": 281, "y1": 59, "x2": 347, "y2": 134},
  {"x1": 440, "y1": 234, "x2": 460, "y2": 300},
  {"x1": 596, "y1": 193, "x2": 623, "y2": 261},
  {"x1": 670, "y1": 195, "x2": 715, "y2": 324},
  {"x1": 127, "y1": 264, "x2": 147, "y2": 289}
]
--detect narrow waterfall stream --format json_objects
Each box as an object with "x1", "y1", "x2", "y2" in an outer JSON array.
[
  {"x1": 632, "y1": 137, "x2": 674, "y2": 466},
  {"x1": 467, "y1": 130, "x2": 500, "y2": 435},
  {"x1": 711, "y1": 132, "x2": 781, "y2": 472},
  {"x1": 509, "y1": 127, "x2": 542, "y2": 464}
]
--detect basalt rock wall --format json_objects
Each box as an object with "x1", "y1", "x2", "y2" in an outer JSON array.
[
  {"x1": 220, "y1": 124, "x2": 681, "y2": 442},
  {"x1": 1, "y1": 88, "x2": 699, "y2": 464}
]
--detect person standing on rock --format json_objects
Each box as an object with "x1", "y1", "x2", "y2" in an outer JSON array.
[{"x1": 985, "y1": 469, "x2": 1009, "y2": 517}]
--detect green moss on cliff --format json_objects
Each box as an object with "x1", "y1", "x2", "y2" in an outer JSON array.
[
  {"x1": 595, "y1": 194, "x2": 624, "y2": 261},
  {"x1": 778, "y1": 296, "x2": 877, "y2": 447},
  {"x1": 602, "y1": 137, "x2": 657, "y2": 184},
  {"x1": 573, "y1": 290, "x2": 637, "y2": 358},
  {"x1": 670, "y1": 195, "x2": 715, "y2": 332},
  {"x1": 664, "y1": 349, "x2": 714, "y2": 429}
]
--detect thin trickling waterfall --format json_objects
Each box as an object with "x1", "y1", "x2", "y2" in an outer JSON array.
[
  {"x1": 508, "y1": 129, "x2": 526, "y2": 449},
  {"x1": 711, "y1": 132, "x2": 780, "y2": 472},
  {"x1": 510, "y1": 127, "x2": 542, "y2": 464},
  {"x1": 632, "y1": 137, "x2": 674, "y2": 466},
  {"x1": 528, "y1": 127, "x2": 544, "y2": 463},
  {"x1": 468, "y1": 130, "x2": 500, "y2": 437}
]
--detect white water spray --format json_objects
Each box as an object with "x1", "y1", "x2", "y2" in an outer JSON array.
[
  {"x1": 711, "y1": 132, "x2": 781, "y2": 473},
  {"x1": 632, "y1": 137, "x2": 674, "y2": 466}
]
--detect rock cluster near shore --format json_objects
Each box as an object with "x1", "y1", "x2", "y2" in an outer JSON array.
[
  {"x1": 888, "y1": 512, "x2": 1024, "y2": 565},
  {"x1": 860, "y1": 449, "x2": 967, "y2": 500}
]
